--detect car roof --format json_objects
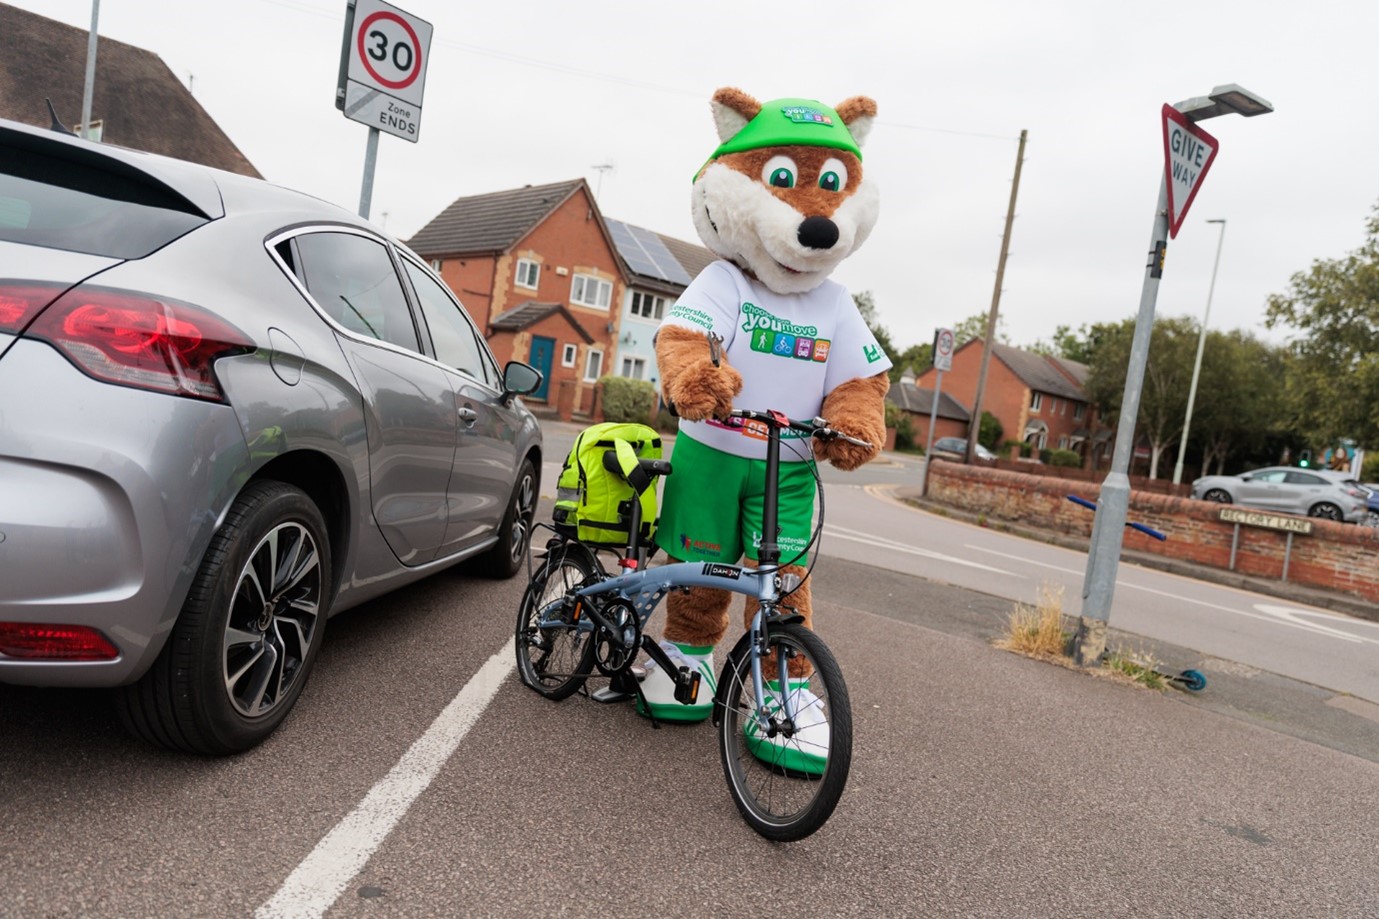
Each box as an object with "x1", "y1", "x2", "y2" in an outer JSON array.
[{"x1": 1, "y1": 116, "x2": 373, "y2": 231}]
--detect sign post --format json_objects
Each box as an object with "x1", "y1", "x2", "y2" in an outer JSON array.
[
  {"x1": 335, "y1": 0, "x2": 433, "y2": 218},
  {"x1": 920, "y1": 327, "x2": 955, "y2": 495}
]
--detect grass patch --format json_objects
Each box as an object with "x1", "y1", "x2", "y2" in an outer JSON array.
[
  {"x1": 997, "y1": 582, "x2": 1072, "y2": 659},
  {"x1": 1103, "y1": 648, "x2": 1170, "y2": 690}
]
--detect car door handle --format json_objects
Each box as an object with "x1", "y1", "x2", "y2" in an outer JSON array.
[{"x1": 457, "y1": 406, "x2": 478, "y2": 426}]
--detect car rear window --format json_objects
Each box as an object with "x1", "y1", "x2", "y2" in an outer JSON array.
[{"x1": 0, "y1": 145, "x2": 209, "y2": 259}]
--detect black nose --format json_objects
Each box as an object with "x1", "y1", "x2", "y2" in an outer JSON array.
[{"x1": 797, "y1": 216, "x2": 839, "y2": 250}]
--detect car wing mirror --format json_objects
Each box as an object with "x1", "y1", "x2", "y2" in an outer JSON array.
[{"x1": 502, "y1": 361, "x2": 542, "y2": 398}]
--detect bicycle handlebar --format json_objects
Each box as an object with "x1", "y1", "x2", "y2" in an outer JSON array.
[{"x1": 726, "y1": 408, "x2": 873, "y2": 450}]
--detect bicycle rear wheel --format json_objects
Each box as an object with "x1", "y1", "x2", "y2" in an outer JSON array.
[
  {"x1": 514, "y1": 543, "x2": 600, "y2": 700},
  {"x1": 716, "y1": 621, "x2": 852, "y2": 841}
]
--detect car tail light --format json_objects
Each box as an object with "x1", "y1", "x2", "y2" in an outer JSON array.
[
  {"x1": 0, "y1": 282, "x2": 66, "y2": 333},
  {"x1": 22, "y1": 284, "x2": 254, "y2": 402},
  {"x1": 0, "y1": 622, "x2": 120, "y2": 660}
]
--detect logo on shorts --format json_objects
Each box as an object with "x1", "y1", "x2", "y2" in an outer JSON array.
[{"x1": 679, "y1": 533, "x2": 722, "y2": 556}]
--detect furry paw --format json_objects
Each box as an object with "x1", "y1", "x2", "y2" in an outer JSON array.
[
  {"x1": 815, "y1": 431, "x2": 880, "y2": 471},
  {"x1": 665, "y1": 358, "x2": 743, "y2": 421}
]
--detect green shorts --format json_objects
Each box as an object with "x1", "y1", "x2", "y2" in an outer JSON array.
[{"x1": 654, "y1": 432, "x2": 817, "y2": 565}]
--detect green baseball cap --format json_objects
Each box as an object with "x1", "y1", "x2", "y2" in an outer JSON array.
[{"x1": 708, "y1": 98, "x2": 862, "y2": 162}]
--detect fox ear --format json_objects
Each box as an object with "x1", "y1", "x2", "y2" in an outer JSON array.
[
  {"x1": 835, "y1": 96, "x2": 878, "y2": 149},
  {"x1": 710, "y1": 87, "x2": 762, "y2": 144}
]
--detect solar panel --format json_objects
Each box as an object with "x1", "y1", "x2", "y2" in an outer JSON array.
[{"x1": 606, "y1": 219, "x2": 693, "y2": 286}]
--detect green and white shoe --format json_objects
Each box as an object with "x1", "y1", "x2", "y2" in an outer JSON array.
[
  {"x1": 634, "y1": 641, "x2": 715, "y2": 722},
  {"x1": 743, "y1": 681, "x2": 829, "y2": 777}
]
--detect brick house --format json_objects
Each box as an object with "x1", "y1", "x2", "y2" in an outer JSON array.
[
  {"x1": 915, "y1": 339, "x2": 1107, "y2": 465},
  {"x1": 0, "y1": 3, "x2": 260, "y2": 176},
  {"x1": 406, "y1": 179, "x2": 625, "y2": 417},
  {"x1": 887, "y1": 366, "x2": 971, "y2": 445},
  {"x1": 406, "y1": 179, "x2": 714, "y2": 418}
]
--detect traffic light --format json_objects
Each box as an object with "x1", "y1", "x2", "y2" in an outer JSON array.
[{"x1": 1299, "y1": 449, "x2": 1312, "y2": 468}]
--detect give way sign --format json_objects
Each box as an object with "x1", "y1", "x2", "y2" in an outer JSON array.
[
  {"x1": 337, "y1": 0, "x2": 433, "y2": 142},
  {"x1": 1161, "y1": 104, "x2": 1219, "y2": 238}
]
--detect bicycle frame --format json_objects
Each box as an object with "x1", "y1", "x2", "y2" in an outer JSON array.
[{"x1": 537, "y1": 408, "x2": 815, "y2": 727}]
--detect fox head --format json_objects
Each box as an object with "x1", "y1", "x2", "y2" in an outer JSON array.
[{"x1": 691, "y1": 87, "x2": 879, "y2": 295}]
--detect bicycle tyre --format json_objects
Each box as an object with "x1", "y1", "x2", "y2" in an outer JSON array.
[
  {"x1": 514, "y1": 543, "x2": 601, "y2": 700},
  {"x1": 716, "y1": 621, "x2": 852, "y2": 841}
]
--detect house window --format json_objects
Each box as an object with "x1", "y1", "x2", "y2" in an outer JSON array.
[
  {"x1": 429, "y1": 258, "x2": 443, "y2": 272},
  {"x1": 1030, "y1": 392, "x2": 1043, "y2": 412},
  {"x1": 561, "y1": 344, "x2": 577, "y2": 367},
  {"x1": 621, "y1": 356, "x2": 646, "y2": 379},
  {"x1": 571, "y1": 273, "x2": 612, "y2": 309},
  {"x1": 1058, "y1": 435, "x2": 1070, "y2": 450},
  {"x1": 583, "y1": 348, "x2": 604, "y2": 382},
  {"x1": 630, "y1": 291, "x2": 665, "y2": 320},
  {"x1": 516, "y1": 258, "x2": 540, "y2": 290},
  {"x1": 1073, "y1": 402, "x2": 1086, "y2": 420}
]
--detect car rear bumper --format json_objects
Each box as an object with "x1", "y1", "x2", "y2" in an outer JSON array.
[{"x1": 0, "y1": 342, "x2": 249, "y2": 686}]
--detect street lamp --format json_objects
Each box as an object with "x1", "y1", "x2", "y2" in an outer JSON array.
[
  {"x1": 1073, "y1": 85, "x2": 1273, "y2": 667},
  {"x1": 1172, "y1": 218, "x2": 1227, "y2": 486}
]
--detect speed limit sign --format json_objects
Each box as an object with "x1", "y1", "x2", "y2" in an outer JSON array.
[
  {"x1": 336, "y1": 0, "x2": 432, "y2": 142},
  {"x1": 933, "y1": 327, "x2": 955, "y2": 372}
]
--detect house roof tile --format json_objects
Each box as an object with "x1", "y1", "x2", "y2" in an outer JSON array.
[
  {"x1": 0, "y1": 3, "x2": 260, "y2": 177},
  {"x1": 405, "y1": 179, "x2": 585, "y2": 256}
]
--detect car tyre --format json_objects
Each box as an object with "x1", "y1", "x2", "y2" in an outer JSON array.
[
  {"x1": 116, "y1": 481, "x2": 331, "y2": 755},
  {"x1": 1202, "y1": 489, "x2": 1232, "y2": 504},
  {"x1": 1308, "y1": 502, "x2": 1343, "y2": 522},
  {"x1": 475, "y1": 457, "x2": 537, "y2": 579}
]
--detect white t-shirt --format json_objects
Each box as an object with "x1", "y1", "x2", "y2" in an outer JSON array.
[{"x1": 660, "y1": 260, "x2": 892, "y2": 459}]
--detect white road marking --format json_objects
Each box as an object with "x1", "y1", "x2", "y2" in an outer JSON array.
[
  {"x1": 257, "y1": 648, "x2": 513, "y2": 919},
  {"x1": 823, "y1": 523, "x2": 1019, "y2": 576},
  {"x1": 967, "y1": 544, "x2": 1379, "y2": 645}
]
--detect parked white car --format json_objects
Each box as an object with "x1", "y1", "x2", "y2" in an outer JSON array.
[{"x1": 1190, "y1": 466, "x2": 1369, "y2": 523}]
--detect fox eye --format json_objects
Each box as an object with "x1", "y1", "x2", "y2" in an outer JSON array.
[
  {"x1": 818, "y1": 158, "x2": 848, "y2": 192},
  {"x1": 762, "y1": 155, "x2": 797, "y2": 189}
]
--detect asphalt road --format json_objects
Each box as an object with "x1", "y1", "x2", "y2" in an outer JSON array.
[{"x1": 5, "y1": 422, "x2": 1379, "y2": 917}]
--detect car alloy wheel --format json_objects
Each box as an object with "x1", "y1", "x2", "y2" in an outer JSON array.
[{"x1": 223, "y1": 518, "x2": 324, "y2": 718}]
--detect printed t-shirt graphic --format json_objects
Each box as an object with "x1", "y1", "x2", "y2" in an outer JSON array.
[{"x1": 661, "y1": 260, "x2": 892, "y2": 460}]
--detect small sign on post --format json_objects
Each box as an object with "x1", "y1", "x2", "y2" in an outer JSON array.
[
  {"x1": 1161, "y1": 104, "x2": 1219, "y2": 238},
  {"x1": 932, "y1": 327, "x2": 954, "y2": 373}
]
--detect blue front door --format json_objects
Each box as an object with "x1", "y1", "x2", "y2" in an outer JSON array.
[{"x1": 529, "y1": 336, "x2": 554, "y2": 401}]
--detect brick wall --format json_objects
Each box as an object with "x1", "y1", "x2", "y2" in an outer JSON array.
[{"x1": 927, "y1": 461, "x2": 1379, "y2": 604}]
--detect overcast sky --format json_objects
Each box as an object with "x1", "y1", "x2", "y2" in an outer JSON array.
[{"x1": 21, "y1": 0, "x2": 1379, "y2": 354}]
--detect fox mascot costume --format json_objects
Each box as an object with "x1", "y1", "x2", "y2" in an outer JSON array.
[{"x1": 641, "y1": 87, "x2": 891, "y2": 767}]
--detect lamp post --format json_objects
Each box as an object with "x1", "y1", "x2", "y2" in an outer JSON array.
[
  {"x1": 1073, "y1": 85, "x2": 1272, "y2": 667},
  {"x1": 1172, "y1": 218, "x2": 1227, "y2": 485}
]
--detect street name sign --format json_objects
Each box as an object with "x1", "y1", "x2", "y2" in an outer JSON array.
[
  {"x1": 336, "y1": 0, "x2": 432, "y2": 142},
  {"x1": 1218, "y1": 507, "x2": 1313, "y2": 535},
  {"x1": 1161, "y1": 104, "x2": 1219, "y2": 238}
]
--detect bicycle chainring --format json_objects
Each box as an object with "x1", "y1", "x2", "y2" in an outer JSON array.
[{"x1": 593, "y1": 597, "x2": 641, "y2": 676}]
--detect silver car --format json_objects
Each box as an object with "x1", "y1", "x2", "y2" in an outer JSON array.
[
  {"x1": 0, "y1": 118, "x2": 543, "y2": 753},
  {"x1": 1190, "y1": 465, "x2": 1369, "y2": 523}
]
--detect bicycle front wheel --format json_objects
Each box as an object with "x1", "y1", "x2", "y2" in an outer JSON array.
[
  {"x1": 717, "y1": 621, "x2": 852, "y2": 841},
  {"x1": 514, "y1": 543, "x2": 600, "y2": 700}
]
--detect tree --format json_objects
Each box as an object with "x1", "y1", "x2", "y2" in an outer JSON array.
[
  {"x1": 952, "y1": 311, "x2": 1008, "y2": 347},
  {"x1": 1185, "y1": 330, "x2": 1284, "y2": 475},
  {"x1": 1265, "y1": 202, "x2": 1379, "y2": 450},
  {"x1": 1082, "y1": 316, "x2": 1201, "y2": 479}
]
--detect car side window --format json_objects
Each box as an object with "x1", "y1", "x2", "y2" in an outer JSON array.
[
  {"x1": 294, "y1": 232, "x2": 419, "y2": 353},
  {"x1": 403, "y1": 259, "x2": 493, "y2": 386},
  {"x1": 1285, "y1": 472, "x2": 1322, "y2": 485},
  {"x1": 1253, "y1": 470, "x2": 1288, "y2": 483}
]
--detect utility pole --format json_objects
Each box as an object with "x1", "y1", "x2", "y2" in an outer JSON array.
[
  {"x1": 80, "y1": 0, "x2": 101, "y2": 139},
  {"x1": 967, "y1": 129, "x2": 1027, "y2": 463}
]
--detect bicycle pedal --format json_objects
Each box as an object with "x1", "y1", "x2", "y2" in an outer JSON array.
[{"x1": 673, "y1": 667, "x2": 701, "y2": 705}]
